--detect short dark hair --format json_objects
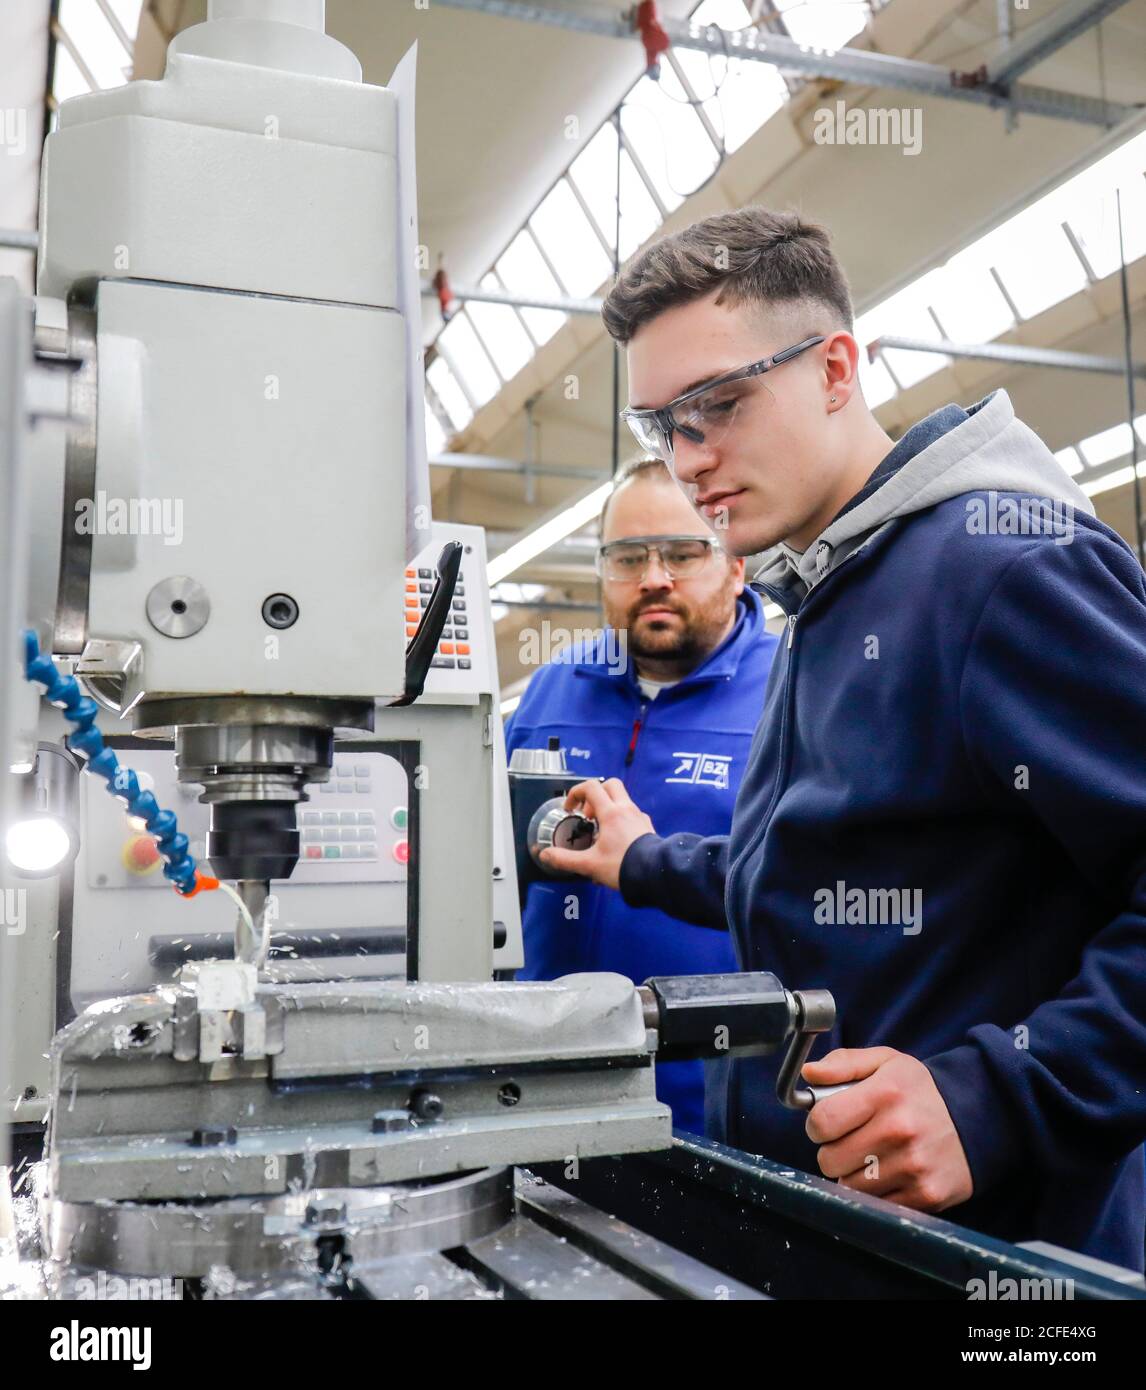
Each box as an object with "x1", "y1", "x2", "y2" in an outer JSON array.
[
  {"x1": 602, "y1": 207, "x2": 853, "y2": 346},
  {"x1": 598, "y1": 456, "x2": 674, "y2": 537}
]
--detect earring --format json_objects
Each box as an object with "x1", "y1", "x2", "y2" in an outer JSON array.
[{"x1": 830, "y1": 395, "x2": 837, "y2": 403}]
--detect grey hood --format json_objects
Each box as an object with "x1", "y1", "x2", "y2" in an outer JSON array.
[{"x1": 753, "y1": 390, "x2": 1096, "y2": 606}]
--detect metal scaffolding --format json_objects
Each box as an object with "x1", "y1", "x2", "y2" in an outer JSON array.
[
  {"x1": 868, "y1": 334, "x2": 1146, "y2": 380},
  {"x1": 423, "y1": 282, "x2": 602, "y2": 317},
  {"x1": 433, "y1": 0, "x2": 1139, "y2": 129}
]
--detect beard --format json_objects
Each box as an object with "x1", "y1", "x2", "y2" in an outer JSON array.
[{"x1": 606, "y1": 575, "x2": 739, "y2": 666}]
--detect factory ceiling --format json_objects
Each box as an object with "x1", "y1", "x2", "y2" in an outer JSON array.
[{"x1": 3, "y1": 0, "x2": 1146, "y2": 696}]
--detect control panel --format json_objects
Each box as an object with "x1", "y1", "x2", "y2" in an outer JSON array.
[
  {"x1": 80, "y1": 749, "x2": 411, "y2": 893},
  {"x1": 407, "y1": 527, "x2": 496, "y2": 696}
]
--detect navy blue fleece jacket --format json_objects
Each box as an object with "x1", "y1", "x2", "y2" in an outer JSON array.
[{"x1": 619, "y1": 390, "x2": 1146, "y2": 1270}]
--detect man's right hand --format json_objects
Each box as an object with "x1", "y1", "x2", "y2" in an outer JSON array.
[{"x1": 538, "y1": 777, "x2": 655, "y2": 890}]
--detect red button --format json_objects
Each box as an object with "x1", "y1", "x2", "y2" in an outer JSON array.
[
  {"x1": 123, "y1": 835, "x2": 160, "y2": 875},
  {"x1": 305, "y1": 845, "x2": 323, "y2": 859},
  {"x1": 392, "y1": 839, "x2": 409, "y2": 864}
]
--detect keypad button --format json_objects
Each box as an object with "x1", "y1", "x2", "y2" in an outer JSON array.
[
  {"x1": 418, "y1": 568, "x2": 432, "y2": 578},
  {"x1": 431, "y1": 656, "x2": 455, "y2": 668},
  {"x1": 406, "y1": 625, "x2": 419, "y2": 638},
  {"x1": 392, "y1": 840, "x2": 409, "y2": 864},
  {"x1": 358, "y1": 811, "x2": 376, "y2": 825},
  {"x1": 390, "y1": 806, "x2": 408, "y2": 831},
  {"x1": 455, "y1": 584, "x2": 465, "y2": 596},
  {"x1": 341, "y1": 827, "x2": 358, "y2": 842},
  {"x1": 324, "y1": 845, "x2": 341, "y2": 859},
  {"x1": 440, "y1": 642, "x2": 455, "y2": 655},
  {"x1": 338, "y1": 781, "x2": 352, "y2": 793},
  {"x1": 305, "y1": 845, "x2": 323, "y2": 859},
  {"x1": 354, "y1": 765, "x2": 370, "y2": 778},
  {"x1": 420, "y1": 597, "x2": 429, "y2": 608},
  {"x1": 339, "y1": 811, "x2": 356, "y2": 824},
  {"x1": 452, "y1": 600, "x2": 466, "y2": 611},
  {"x1": 456, "y1": 643, "x2": 470, "y2": 655},
  {"x1": 419, "y1": 582, "x2": 433, "y2": 594},
  {"x1": 355, "y1": 781, "x2": 370, "y2": 794},
  {"x1": 454, "y1": 628, "x2": 468, "y2": 640},
  {"x1": 302, "y1": 811, "x2": 320, "y2": 825},
  {"x1": 322, "y1": 812, "x2": 338, "y2": 825},
  {"x1": 458, "y1": 658, "x2": 472, "y2": 669}
]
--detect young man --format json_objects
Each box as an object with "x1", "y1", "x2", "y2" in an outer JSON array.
[
  {"x1": 506, "y1": 458, "x2": 778, "y2": 1135},
  {"x1": 541, "y1": 206, "x2": 1146, "y2": 1270}
]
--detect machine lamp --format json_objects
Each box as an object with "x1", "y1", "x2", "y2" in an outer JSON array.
[{"x1": 4, "y1": 743, "x2": 81, "y2": 878}]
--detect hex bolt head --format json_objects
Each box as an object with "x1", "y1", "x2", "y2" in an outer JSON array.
[
  {"x1": 190, "y1": 1125, "x2": 237, "y2": 1148},
  {"x1": 497, "y1": 1082, "x2": 522, "y2": 1108},
  {"x1": 408, "y1": 1088, "x2": 444, "y2": 1123},
  {"x1": 305, "y1": 1198, "x2": 347, "y2": 1228},
  {"x1": 372, "y1": 1108, "x2": 412, "y2": 1134}
]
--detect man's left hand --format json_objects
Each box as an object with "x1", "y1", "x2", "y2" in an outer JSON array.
[{"x1": 802, "y1": 1047, "x2": 974, "y2": 1213}]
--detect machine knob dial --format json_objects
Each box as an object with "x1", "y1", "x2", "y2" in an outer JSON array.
[{"x1": 528, "y1": 797, "x2": 598, "y2": 873}]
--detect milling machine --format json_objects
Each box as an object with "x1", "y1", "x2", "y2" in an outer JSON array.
[{"x1": 1, "y1": 0, "x2": 1140, "y2": 1303}]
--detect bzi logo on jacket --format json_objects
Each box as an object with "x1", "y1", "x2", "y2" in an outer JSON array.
[{"x1": 666, "y1": 752, "x2": 732, "y2": 790}]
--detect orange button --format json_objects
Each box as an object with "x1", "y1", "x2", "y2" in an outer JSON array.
[
  {"x1": 405, "y1": 582, "x2": 417, "y2": 593},
  {"x1": 440, "y1": 642, "x2": 454, "y2": 655},
  {"x1": 406, "y1": 625, "x2": 419, "y2": 637},
  {"x1": 405, "y1": 569, "x2": 415, "y2": 578},
  {"x1": 456, "y1": 643, "x2": 471, "y2": 655},
  {"x1": 405, "y1": 609, "x2": 420, "y2": 622},
  {"x1": 123, "y1": 834, "x2": 160, "y2": 875}
]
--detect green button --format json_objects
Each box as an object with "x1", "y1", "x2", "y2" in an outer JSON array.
[
  {"x1": 390, "y1": 807, "x2": 408, "y2": 831},
  {"x1": 324, "y1": 845, "x2": 341, "y2": 859}
]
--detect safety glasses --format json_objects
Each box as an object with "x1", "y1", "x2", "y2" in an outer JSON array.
[
  {"x1": 620, "y1": 335, "x2": 825, "y2": 464},
  {"x1": 595, "y1": 534, "x2": 721, "y2": 583}
]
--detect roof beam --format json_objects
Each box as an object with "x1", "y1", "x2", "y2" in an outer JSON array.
[
  {"x1": 424, "y1": 281, "x2": 602, "y2": 317},
  {"x1": 433, "y1": 0, "x2": 1139, "y2": 129},
  {"x1": 868, "y1": 334, "x2": 1146, "y2": 380},
  {"x1": 987, "y1": 0, "x2": 1134, "y2": 87}
]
